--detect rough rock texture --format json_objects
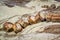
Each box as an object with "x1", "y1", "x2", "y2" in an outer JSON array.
[
  {"x1": 0, "y1": 0, "x2": 60, "y2": 40},
  {"x1": 21, "y1": 22, "x2": 60, "y2": 34},
  {"x1": 0, "y1": 22, "x2": 60, "y2": 40},
  {"x1": 0, "y1": 32, "x2": 60, "y2": 40},
  {"x1": 18, "y1": 33, "x2": 60, "y2": 40}
]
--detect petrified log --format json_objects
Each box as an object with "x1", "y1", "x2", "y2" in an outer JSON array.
[{"x1": 46, "y1": 12, "x2": 60, "y2": 22}]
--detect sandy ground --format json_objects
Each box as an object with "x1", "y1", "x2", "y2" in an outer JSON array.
[
  {"x1": 0, "y1": 6, "x2": 34, "y2": 20},
  {"x1": 0, "y1": 1, "x2": 60, "y2": 20}
]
